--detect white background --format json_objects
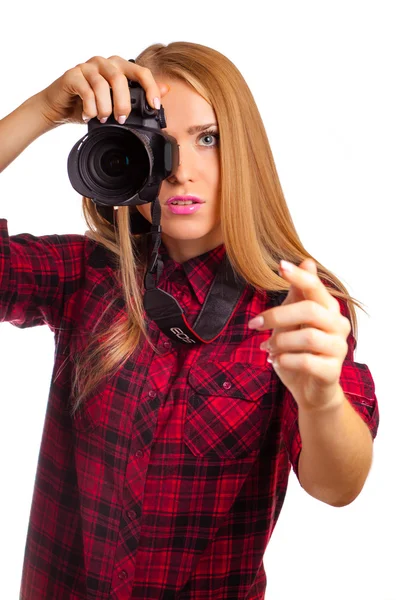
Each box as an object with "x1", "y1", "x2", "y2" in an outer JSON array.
[{"x1": 0, "y1": 1, "x2": 411, "y2": 598}]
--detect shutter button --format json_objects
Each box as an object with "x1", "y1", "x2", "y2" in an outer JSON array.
[{"x1": 223, "y1": 381, "x2": 232, "y2": 390}]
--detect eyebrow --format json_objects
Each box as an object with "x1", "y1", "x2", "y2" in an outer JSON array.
[{"x1": 186, "y1": 123, "x2": 218, "y2": 134}]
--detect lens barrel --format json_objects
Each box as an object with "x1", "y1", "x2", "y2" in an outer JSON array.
[{"x1": 68, "y1": 126, "x2": 152, "y2": 204}]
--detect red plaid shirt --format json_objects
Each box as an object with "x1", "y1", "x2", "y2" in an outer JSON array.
[{"x1": 0, "y1": 218, "x2": 379, "y2": 600}]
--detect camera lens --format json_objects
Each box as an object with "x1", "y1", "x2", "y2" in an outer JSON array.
[
  {"x1": 76, "y1": 127, "x2": 151, "y2": 202},
  {"x1": 100, "y1": 149, "x2": 130, "y2": 177}
]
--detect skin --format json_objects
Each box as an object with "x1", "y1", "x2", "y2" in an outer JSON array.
[
  {"x1": 249, "y1": 258, "x2": 352, "y2": 412},
  {"x1": 136, "y1": 78, "x2": 222, "y2": 264},
  {"x1": 249, "y1": 258, "x2": 374, "y2": 507}
]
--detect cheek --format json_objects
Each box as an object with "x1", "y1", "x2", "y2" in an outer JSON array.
[{"x1": 211, "y1": 156, "x2": 221, "y2": 190}]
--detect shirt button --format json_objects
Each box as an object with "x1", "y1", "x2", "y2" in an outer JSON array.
[
  {"x1": 148, "y1": 390, "x2": 157, "y2": 398},
  {"x1": 118, "y1": 570, "x2": 128, "y2": 580},
  {"x1": 135, "y1": 450, "x2": 144, "y2": 458},
  {"x1": 127, "y1": 510, "x2": 137, "y2": 520},
  {"x1": 163, "y1": 340, "x2": 172, "y2": 350},
  {"x1": 223, "y1": 381, "x2": 232, "y2": 390}
]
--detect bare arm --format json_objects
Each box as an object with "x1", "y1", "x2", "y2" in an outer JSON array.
[
  {"x1": 0, "y1": 93, "x2": 56, "y2": 173},
  {"x1": 298, "y1": 385, "x2": 373, "y2": 507},
  {"x1": 0, "y1": 55, "x2": 169, "y2": 174}
]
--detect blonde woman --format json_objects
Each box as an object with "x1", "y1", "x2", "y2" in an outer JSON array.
[{"x1": 0, "y1": 42, "x2": 379, "y2": 600}]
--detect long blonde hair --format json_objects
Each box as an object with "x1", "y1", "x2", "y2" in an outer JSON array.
[{"x1": 68, "y1": 41, "x2": 366, "y2": 416}]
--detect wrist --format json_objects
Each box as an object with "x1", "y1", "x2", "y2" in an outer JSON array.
[
  {"x1": 0, "y1": 93, "x2": 58, "y2": 173},
  {"x1": 298, "y1": 384, "x2": 346, "y2": 416},
  {"x1": 23, "y1": 92, "x2": 60, "y2": 134}
]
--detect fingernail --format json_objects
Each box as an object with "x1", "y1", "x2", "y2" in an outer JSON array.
[
  {"x1": 99, "y1": 117, "x2": 108, "y2": 124},
  {"x1": 153, "y1": 97, "x2": 161, "y2": 110},
  {"x1": 268, "y1": 356, "x2": 280, "y2": 368},
  {"x1": 280, "y1": 260, "x2": 294, "y2": 273},
  {"x1": 248, "y1": 316, "x2": 264, "y2": 329},
  {"x1": 82, "y1": 112, "x2": 91, "y2": 123},
  {"x1": 117, "y1": 115, "x2": 126, "y2": 124}
]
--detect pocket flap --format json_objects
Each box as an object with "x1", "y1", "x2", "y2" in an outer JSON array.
[{"x1": 188, "y1": 361, "x2": 271, "y2": 402}]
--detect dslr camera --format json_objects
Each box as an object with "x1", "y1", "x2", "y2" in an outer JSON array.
[{"x1": 67, "y1": 70, "x2": 180, "y2": 223}]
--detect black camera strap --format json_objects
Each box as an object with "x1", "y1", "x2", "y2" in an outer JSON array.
[
  {"x1": 99, "y1": 200, "x2": 247, "y2": 345},
  {"x1": 142, "y1": 198, "x2": 247, "y2": 345}
]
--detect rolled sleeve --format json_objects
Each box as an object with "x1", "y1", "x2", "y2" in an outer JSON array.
[
  {"x1": 0, "y1": 218, "x2": 86, "y2": 332},
  {"x1": 339, "y1": 360, "x2": 379, "y2": 439}
]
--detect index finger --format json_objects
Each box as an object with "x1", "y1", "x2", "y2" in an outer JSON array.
[
  {"x1": 279, "y1": 260, "x2": 339, "y2": 311},
  {"x1": 107, "y1": 55, "x2": 168, "y2": 109}
]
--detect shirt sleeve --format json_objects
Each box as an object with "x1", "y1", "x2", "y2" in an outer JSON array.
[
  {"x1": 281, "y1": 295, "x2": 380, "y2": 483},
  {"x1": 0, "y1": 218, "x2": 86, "y2": 333}
]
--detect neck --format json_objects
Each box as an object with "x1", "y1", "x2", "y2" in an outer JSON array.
[{"x1": 161, "y1": 229, "x2": 224, "y2": 263}]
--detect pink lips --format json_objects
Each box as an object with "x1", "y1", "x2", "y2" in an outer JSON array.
[
  {"x1": 166, "y1": 195, "x2": 205, "y2": 215},
  {"x1": 166, "y1": 195, "x2": 203, "y2": 205}
]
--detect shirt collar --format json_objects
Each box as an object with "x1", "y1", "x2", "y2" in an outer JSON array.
[{"x1": 151, "y1": 239, "x2": 227, "y2": 304}]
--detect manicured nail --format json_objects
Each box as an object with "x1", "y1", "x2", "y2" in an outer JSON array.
[
  {"x1": 268, "y1": 355, "x2": 280, "y2": 368},
  {"x1": 248, "y1": 316, "x2": 264, "y2": 329},
  {"x1": 99, "y1": 117, "x2": 108, "y2": 124},
  {"x1": 280, "y1": 260, "x2": 294, "y2": 273},
  {"x1": 153, "y1": 97, "x2": 161, "y2": 110},
  {"x1": 82, "y1": 112, "x2": 91, "y2": 123},
  {"x1": 117, "y1": 115, "x2": 126, "y2": 124}
]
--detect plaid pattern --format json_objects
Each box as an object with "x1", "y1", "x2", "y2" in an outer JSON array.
[{"x1": 0, "y1": 218, "x2": 379, "y2": 599}]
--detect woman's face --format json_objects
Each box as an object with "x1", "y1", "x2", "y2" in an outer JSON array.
[{"x1": 136, "y1": 77, "x2": 222, "y2": 263}]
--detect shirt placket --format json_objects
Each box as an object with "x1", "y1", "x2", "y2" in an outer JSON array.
[{"x1": 109, "y1": 321, "x2": 179, "y2": 599}]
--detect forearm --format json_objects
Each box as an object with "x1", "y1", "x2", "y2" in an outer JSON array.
[
  {"x1": 0, "y1": 92, "x2": 56, "y2": 173},
  {"x1": 297, "y1": 385, "x2": 373, "y2": 507}
]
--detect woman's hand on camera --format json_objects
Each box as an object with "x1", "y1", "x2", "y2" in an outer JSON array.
[{"x1": 37, "y1": 55, "x2": 169, "y2": 127}]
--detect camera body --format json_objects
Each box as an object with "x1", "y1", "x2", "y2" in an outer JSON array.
[{"x1": 67, "y1": 79, "x2": 179, "y2": 212}]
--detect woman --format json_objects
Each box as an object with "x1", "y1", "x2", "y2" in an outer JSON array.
[{"x1": 0, "y1": 42, "x2": 379, "y2": 600}]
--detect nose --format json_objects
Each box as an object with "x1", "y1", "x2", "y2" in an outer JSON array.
[{"x1": 167, "y1": 143, "x2": 194, "y2": 184}]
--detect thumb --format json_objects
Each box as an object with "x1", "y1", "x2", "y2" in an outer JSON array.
[
  {"x1": 298, "y1": 257, "x2": 318, "y2": 275},
  {"x1": 280, "y1": 257, "x2": 317, "y2": 306}
]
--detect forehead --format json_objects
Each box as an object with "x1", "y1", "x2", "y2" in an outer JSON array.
[{"x1": 155, "y1": 77, "x2": 216, "y2": 134}]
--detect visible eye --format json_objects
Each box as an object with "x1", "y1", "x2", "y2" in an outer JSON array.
[{"x1": 198, "y1": 129, "x2": 220, "y2": 147}]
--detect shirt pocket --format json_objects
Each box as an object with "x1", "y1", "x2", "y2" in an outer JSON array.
[{"x1": 184, "y1": 361, "x2": 272, "y2": 461}]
